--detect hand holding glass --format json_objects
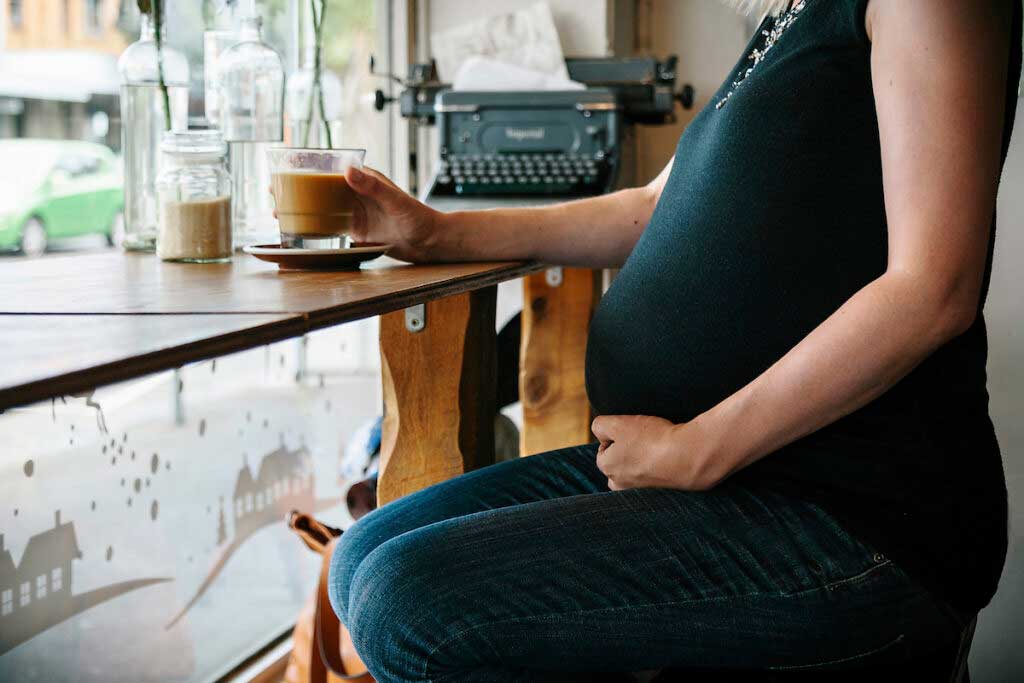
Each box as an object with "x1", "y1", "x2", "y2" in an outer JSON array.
[{"x1": 268, "y1": 148, "x2": 365, "y2": 249}]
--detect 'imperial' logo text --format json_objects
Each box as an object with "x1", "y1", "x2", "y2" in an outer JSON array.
[{"x1": 504, "y1": 127, "x2": 545, "y2": 141}]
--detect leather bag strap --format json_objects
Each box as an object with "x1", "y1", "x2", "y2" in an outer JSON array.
[{"x1": 289, "y1": 511, "x2": 373, "y2": 682}]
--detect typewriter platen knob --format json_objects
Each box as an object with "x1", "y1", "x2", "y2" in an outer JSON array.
[
  {"x1": 373, "y1": 89, "x2": 396, "y2": 112},
  {"x1": 677, "y1": 84, "x2": 696, "y2": 111}
]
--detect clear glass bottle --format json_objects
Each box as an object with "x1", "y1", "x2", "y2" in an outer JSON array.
[
  {"x1": 218, "y1": 13, "x2": 285, "y2": 248},
  {"x1": 118, "y1": 12, "x2": 190, "y2": 252},
  {"x1": 203, "y1": 0, "x2": 240, "y2": 129},
  {"x1": 156, "y1": 130, "x2": 233, "y2": 263},
  {"x1": 285, "y1": 44, "x2": 343, "y2": 149}
]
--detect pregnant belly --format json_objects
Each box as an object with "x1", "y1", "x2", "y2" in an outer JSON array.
[{"x1": 584, "y1": 233, "x2": 879, "y2": 422}]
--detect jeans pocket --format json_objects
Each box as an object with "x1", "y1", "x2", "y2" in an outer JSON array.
[{"x1": 767, "y1": 634, "x2": 907, "y2": 671}]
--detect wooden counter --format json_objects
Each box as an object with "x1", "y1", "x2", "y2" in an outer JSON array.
[{"x1": 0, "y1": 252, "x2": 540, "y2": 411}]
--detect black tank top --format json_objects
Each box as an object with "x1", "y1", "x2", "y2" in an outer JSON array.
[{"x1": 585, "y1": 0, "x2": 1022, "y2": 612}]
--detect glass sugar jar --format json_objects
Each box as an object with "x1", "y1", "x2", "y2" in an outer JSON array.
[{"x1": 156, "y1": 130, "x2": 233, "y2": 263}]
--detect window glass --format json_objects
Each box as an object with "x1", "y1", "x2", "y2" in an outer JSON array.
[
  {"x1": 0, "y1": 323, "x2": 383, "y2": 681},
  {"x1": 1, "y1": 589, "x2": 12, "y2": 615},
  {"x1": 0, "y1": 1, "x2": 391, "y2": 260},
  {"x1": 9, "y1": 0, "x2": 22, "y2": 29},
  {"x1": 85, "y1": 0, "x2": 101, "y2": 34}
]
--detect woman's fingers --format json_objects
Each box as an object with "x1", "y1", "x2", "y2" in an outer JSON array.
[
  {"x1": 591, "y1": 415, "x2": 623, "y2": 444},
  {"x1": 346, "y1": 166, "x2": 412, "y2": 215},
  {"x1": 349, "y1": 201, "x2": 369, "y2": 243},
  {"x1": 595, "y1": 440, "x2": 616, "y2": 473},
  {"x1": 346, "y1": 166, "x2": 387, "y2": 206}
]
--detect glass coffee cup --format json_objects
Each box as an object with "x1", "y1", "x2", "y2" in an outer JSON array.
[{"x1": 267, "y1": 148, "x2": 365, "y2": 249}]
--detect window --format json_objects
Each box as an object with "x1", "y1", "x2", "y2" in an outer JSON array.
[
  {"x1": 19, "y1": 581, "x2": 30, "y2": 607},
  {"x1": 9, "y1": 0, "x2": 22, "y2": 29},
  {"x1": 1, "y1": 588, "x2": 12, "y2": 616},
  {"x1": 84, "y1": 0, "x2": 101, "y2": 35},
  {"x1": 57, "y1": 154, "x2": 99, "y2": 178},
  {"x1": 235, "y1": 499, "x2": 243, "y2": 518},
  {"x1": 36, "y1": 574, "x2": 47, "y2": 599},
  {"x1": 51, "y1": 567, "x2": 62, "y2": 591},
  {"x1": 245, "y1": 493, "x2": 253, "y2": 512},
  {"x1": 76, "y1": 155, "x2": 101, "y2": 177}
]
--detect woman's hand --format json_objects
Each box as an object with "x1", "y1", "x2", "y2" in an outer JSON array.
[
  {"x1": 270, "y1": 167, "x2": 440, "y2": 261},
  {"x1": 592, "y1": 415, "x2": 725, "y2": 492},
  {"x1": 343, "y1": 166, "x2": 443, "y2": 262}
]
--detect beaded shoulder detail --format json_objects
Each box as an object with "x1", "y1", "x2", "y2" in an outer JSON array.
[{"x1": 716, "y1": 0, "x2": 807, "y2": 110}]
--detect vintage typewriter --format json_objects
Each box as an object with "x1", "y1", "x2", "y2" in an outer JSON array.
[
  {"x1": 428, "y1": 88, "x2": 621, "y2": 204},
  {"x1": 373, "y1": 56, "x2": 693, "y2": 211}
]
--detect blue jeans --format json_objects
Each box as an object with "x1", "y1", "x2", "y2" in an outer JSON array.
[{"x1": 328, "y1": 444, "x2": 966, "y2": 682}]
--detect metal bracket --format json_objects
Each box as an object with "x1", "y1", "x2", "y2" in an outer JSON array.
[
  {"x1": 545, "y1": 267, "x2": 563, "y2": 288},
  {"x1": 405, "y1": 304, "x2": 426, "y2": 333}
]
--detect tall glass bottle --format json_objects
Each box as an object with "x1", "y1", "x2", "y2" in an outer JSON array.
[
  {"x1": 218, "y1": 13, "x2": 285, "y2": 248},
  {"x1": 203, "y1": 1, "x2": 240, "y2": 128},
  {"x1": 118, "y1": 13, "x2": 189, "y2": 252},
  {"x1": 284, "y1": 10, "x2": 344, "y2": 152}
]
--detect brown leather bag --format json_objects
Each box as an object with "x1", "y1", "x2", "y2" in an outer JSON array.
[{"x1": 285, "y1": 511, "x2": 375, "y2": 683}]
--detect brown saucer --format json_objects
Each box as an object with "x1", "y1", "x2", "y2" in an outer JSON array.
[{"x1": 243, "y1": 243, "x2": 392, "y2": 271}]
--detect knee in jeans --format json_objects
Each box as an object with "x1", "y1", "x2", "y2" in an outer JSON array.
[
  {"x1": 346, "y1": 533, "x2": 446, "y2": 682},
  {"x1": 327, "y1": 509, "x2": 399, "y2": 623}
]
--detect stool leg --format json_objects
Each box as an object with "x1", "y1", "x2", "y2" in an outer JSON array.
[
  {"x1": 519, "y1": 267, "x2": 601, "y2": 456},
  {"x1": 377, "y1": 288, "x2": 497, "y2": 505}
]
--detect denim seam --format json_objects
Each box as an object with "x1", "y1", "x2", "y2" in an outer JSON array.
[
  {"x1": 766, "y1": 634, "x2": 905, "y2": 670},
  {"x1": 776, "y1": 558, "x2": 892, "y2": 598},
  {"x1": 421, "y1": 559, "x2": 895, "y2": 680}
]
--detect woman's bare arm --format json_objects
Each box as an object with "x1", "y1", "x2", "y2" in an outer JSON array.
[
  {"x1": 342, "y1": 157, "x2": 674, "y2": 268},
  {"x1": 593, "y1": 0, "x2": 1012, "y2": 490}
]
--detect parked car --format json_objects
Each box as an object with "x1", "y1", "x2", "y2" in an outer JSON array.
[{"x1": 0, "y1": 139, "x2": 124, "y2": 257}]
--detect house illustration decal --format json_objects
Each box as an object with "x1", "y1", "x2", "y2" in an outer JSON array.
[
  {"x1": 167, "y1": 445, "x2": 334, "y2": 629},
  {"x1": 233, "y1": 446, "x2": 315, "y2": 539},
  {"x1": 1, "y1": 511, "x2": 171, "y2": 655}
]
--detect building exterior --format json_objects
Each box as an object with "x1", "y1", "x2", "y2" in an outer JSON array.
[
  {"x1": 2, "y1": 0, "x2": 128, "y2": 53},
  {"x1": 0, "y1": 0, "x2": 128, "y2": 144}
]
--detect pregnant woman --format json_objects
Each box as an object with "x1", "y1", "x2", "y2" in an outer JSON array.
[{"x1": 328, "y1": 1, "x2": 1020, "y2": 679}]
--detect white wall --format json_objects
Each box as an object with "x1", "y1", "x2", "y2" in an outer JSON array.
[{"x1": 633, "y1": 0, "x2": 749, "y2": 183}]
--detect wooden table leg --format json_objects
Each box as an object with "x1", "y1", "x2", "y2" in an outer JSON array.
[
  {"x1": 519, "y1": 268, "x2": 602, "y2": 456},
  {"x1": 377, "y1": 288, "x2": 497, "y2": 505}
]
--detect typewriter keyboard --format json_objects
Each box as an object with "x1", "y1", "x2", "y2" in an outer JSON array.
[{"x1": 432, "y1": 152, "x2": 613, "y2": 197}]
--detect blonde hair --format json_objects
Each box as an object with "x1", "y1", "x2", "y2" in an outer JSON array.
[{"x1": 722, "y1": 0, "x2": 792, "y2": 17}]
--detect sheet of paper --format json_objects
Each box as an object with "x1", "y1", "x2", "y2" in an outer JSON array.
[
  {"x1": 452, "y1": 56, "x2": 583, "y2": 91},
  {"x1": 430, "y1": 2, "x2": 570, "y2": 83}
]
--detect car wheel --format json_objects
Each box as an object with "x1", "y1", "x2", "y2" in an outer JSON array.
[
  {"x1": 107, "y1": 211, "x2": 126, "y2": 248},
  {"x1": 20, "y1": 217, "x2": 48, "y2": 258}
]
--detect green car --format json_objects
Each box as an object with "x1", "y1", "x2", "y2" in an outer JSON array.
[{"x1": 0, "y1": 139, "x2": 124, "y2": 257}]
